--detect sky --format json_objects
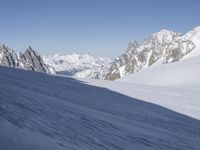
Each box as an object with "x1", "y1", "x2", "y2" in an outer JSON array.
[{"x1": 0, "y1": 0, "x2": 200, "y2": 57}]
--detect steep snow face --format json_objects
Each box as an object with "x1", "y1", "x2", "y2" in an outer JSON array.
[
  {"x1": 43, "y1": 53, "x2": 111, "y2": 78},
  {"x1": 0, "y1": 45, "x2": 55, "y2": 74},
  {"x1": 101, "y1": 29, "x2": 197, "y2": 80},
  {"x1": 0, "y1": 66, "x2": 200, "y2": 150}
]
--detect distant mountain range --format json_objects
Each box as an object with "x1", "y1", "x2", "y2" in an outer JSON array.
[
  {"x1": 43, "y1": 53, "x2": 112, "y2": 78},
  {"x1": 1, "y1": 27, "x2": 200, "y2": 80}
]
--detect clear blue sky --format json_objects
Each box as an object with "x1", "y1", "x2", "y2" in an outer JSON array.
[{"x1": 0, "y1": 0, "x2": 199, "y2": 57}]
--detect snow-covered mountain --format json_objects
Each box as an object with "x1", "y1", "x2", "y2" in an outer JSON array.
[
  {"x1": 101, "y1": 27, "x2": 200, "y2": 80},
  {"x1": 43, "y1": 53, "x2": 111, "y2": 78},
  {"x1": 42, "y1": 27, "x2": 200, "y2": 80},
  {"x1": 0, "y1": 45, "x2": 55, "y2": 74},
  {"x1": 2, "y1": 27, "x2": 200, "y2": 80}
]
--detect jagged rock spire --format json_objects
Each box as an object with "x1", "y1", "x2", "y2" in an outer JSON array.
[{"x1": 0, "y1": 45, "x2": 55, "y2": 74}]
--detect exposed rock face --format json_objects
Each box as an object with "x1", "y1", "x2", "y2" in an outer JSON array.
[
  {"x1": 0, "y1": 45, "x2": 19, "y2": 67},
  {"x1": 0, "y1": 45, "x2": 55, "y2": 74},
  {"x1": 19, "y1": 46, "x2": 54, "y2": 73},
  {"x1": 100, "y1": 29, "x2": 197, "y2": 80}
]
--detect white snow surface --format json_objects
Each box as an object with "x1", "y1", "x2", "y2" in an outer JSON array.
[
  {"x1": 118, "y1": 55, "x2": 200, "y2": 87},
  {"x1": 1, "y1": 64, "x2": 200, "y2": 149},
  {"x1": 183, "y1": 27, "x2": 200, "y2": 59},
  {"x1": 82, "y1": 55, "x2": 200, "y2": 119}
]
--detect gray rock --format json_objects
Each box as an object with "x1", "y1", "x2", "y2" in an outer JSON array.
[
  {"x1": 0, "y1": 45, "x2": 55, "y2": 74},
  {"x1": 100, "y1": 29, "x2": 196, "y2": 80}
]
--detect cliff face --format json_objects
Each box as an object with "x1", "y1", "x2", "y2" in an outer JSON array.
[
  {"x1": 0, "y1": 45, "x2": 55, "y2": 74},
  {"x1": 0, "y1": 45, "x2": 19, "y2": 67}
]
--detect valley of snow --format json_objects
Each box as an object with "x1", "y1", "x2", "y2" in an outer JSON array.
[{"x1": 1, "y1": 54, "x2": 200, "y2": 150}]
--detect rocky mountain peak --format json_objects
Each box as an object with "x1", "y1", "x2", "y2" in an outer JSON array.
[
  {"x1": 100, "y1": 28, "x2": 198, "y2": 80},
  {"x1": 0, "y1": 45, "x2": 55, "y2": 74},
  {"x1": 0, "y1": 45, "x2": 19, "y2": 67}
]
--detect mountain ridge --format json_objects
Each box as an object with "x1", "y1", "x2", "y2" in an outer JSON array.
[
  {"x1": 1, "y1": 27, "x2": 200, "y2": 79},
  {"x1": 43, "y1": 27, "x2": 200, "y2": 80},
  {"x1": 0, "y1": 45, "x2": 55, "y2": 74},
  {"x1": 99, "y1": 27, "x2": 200, "y2": 80}
]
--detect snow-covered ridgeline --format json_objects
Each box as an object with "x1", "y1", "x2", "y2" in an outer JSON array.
[
  {"x1": 43, "y1": 53, "x2": 112, "y2": 78},
  {"x1": 101, "y1": 27, "x2": 200, "y2": 80}
]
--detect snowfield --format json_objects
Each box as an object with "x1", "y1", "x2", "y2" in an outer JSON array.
[
  {"x1": 83, "y1": 56, "x2": 200, "y2": 119},
  {"x1": 0, "y1": 56, "x2": 200, "y2": 150}
]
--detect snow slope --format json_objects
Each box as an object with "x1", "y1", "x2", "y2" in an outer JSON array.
[
  {"x1": 118, "y1": 55, "x2": 200, "y2": 87},
  {"x1": 1, "y1": 66, "x2": 200, "y2": 150},
  {"x1": 82, "y1": 56, "x2": 200, "y2": 119}
]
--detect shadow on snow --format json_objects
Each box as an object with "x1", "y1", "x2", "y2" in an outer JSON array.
[{"x1": 0, "y1": 66, "x2": 200, "y2": 150}]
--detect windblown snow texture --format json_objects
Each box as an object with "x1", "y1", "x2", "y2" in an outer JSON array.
[
  {"x1": 0, "y1": 66, "x2": 200, "y2": 150},
  {"x1": 84, "y1": 55, "x2": 200, "y2": 119}
]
